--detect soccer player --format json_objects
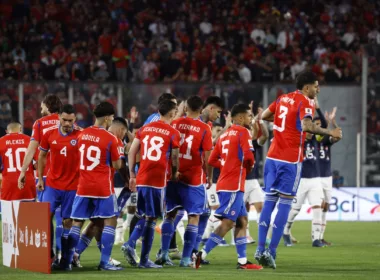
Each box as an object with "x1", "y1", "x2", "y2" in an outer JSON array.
[
  {"x1": 67, "y1": 101, "x2": 123, "y2": 271},
  {"x1": 0, "y1": 122, "x2": 36, "y2": 201},
  {"x1": 196, "y1": 103, "x2": 262, "y2": 270},
  {"x1": 18, "y1": 94, "x2": 63, "y2": 262},
  {"x1": 241, "y1": 106, "x2": 269, "y2": 244},
  {"x1": 255, "y1": 71, "x2": 342, "y2": 269},
  {"x1": 156, "y1": 95, "x2": 213, "y2": 267},
  {"x1": 127, "y1": 99, "x2": 180, "y2": 268},
  {"x1": 37, "y1": 104, "x2": 82, "y2": 270},
  {"x1": 318, "y1": 107, "x2": 341, "y2": 245},
  {"x1": 72, "y1": 117, "x2": 128, "y2": 268}
]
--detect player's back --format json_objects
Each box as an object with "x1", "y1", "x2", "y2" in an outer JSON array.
[
  {"x1": 172, "y1": 117, "x2": 213, "y2": 186},
  {"x1": 77, "y1": 126, "x2": 120, "y2": 198},
  {"x1": 267, "y1": 91, "x2": 315, "y2": 163},
  {"x1": 301, "y1": 136, "x2": 320, "y2": 178},
  {"x1": 136, "y1": 120, "x2": 180, "y2": 188},
  {"x1": 0, "y1": 133, "x2": 36, "y2": 200},
  {"x1": 317, "y1": 136, "x2": 333, "y2": 178},
  {"x1": 40, "y1": 125, "x2": 82, "y2": 190},
  {"x1": 213, "y1": 124, "x2": 254, "y2": 192}
]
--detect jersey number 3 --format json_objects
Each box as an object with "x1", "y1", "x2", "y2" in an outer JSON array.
[{"x1": 273, "y1": 105, "x2": 288, "y2": 132}]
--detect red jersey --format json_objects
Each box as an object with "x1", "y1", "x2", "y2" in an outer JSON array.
[
  {"x1": 76, "y1": 126, "x2": 121, "y2": 198},
  {"x1": 39, "y1": 125, "x2": 82, "y2": 191},
  {"x1": 0, "y1": 133, "x2": 36, "y2": 201},
  {"x1": 32, "y1": 113, "x2": 60, "y2": 176},
  {"x1": 111, "y1": 137, "x2": 126, "y2": 186},
  {"x1": 267, "y1": 91, "x2": 315, "y2": 163},
  {"x1": 209, "y1": 124, "x2": 254, "y2": 192},
  {"x1": 172, "y1": 117, "x2": 213, "y2": 186},
  {"x1": 136, "y1": 120, "x2": 180, "y2": 188}
]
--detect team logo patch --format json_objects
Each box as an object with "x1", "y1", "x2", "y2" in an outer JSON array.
[
  {"x1": 70, "y1": 139, "x2": 77, "y2": 146},
  {"x1": 231, "y1": 211, "x2": 236, "y2": 216},
  {"x1": 305, "y1": 108, "x2": 313, "y2": 115}
]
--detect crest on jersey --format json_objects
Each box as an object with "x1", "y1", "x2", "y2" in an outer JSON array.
[
  {"x1": 231, "y1": 211, "x2": 236, "y2": 216},
  {"x1": 70, "y1": 139, "x2": 77, "y2": 146},
  {"x1": 305, "y1": 108, "x2": 313, "y2": 115}
]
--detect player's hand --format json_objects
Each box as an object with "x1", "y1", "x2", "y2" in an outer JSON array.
[
  {"x1": 176, "y1": 101, "x2": 185, "y2": 117},
  {"x1": 36, "y1": 178, "x2": 44, "y2": 191},
  {"x1": 257, "y1": 107, "x2": 263, "y2": 120},
  {"x1": 249, "y1": 101, "x2": 254, "y2": 111},
  {"x1": 18, "y1": 171, "x2": 26, "y2": 189},
  {"x1": 172, "y1": 172, "x2": 180, "y2": 182},
  {"x1": 207, "y1": 178, "x2": 212, "y2": 189},
  {"x1": 314, "y1": 96, "x2": 320, "y2": 109},
  {"x1": 129, "y1": 178, "x2": 137, "y2": 192},
  {"x1": 224, "y1": 111, "x2": 232, "y2": 128},
  {"x1": 130, "y1": 106, "x2": 139, "y2": 122},
  {"x1": 329, "y1": 107, "x2": 337, "y2": 121},
  {"x1": 329, "y1": 127, "x2": 342, "y2": 139}
]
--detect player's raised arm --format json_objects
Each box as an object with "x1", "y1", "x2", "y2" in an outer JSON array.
[
  {"x1": 302, "y1": 118, "x2": 342, "y2": 139},
  {"x1": 261, "y1": 98, "x2": 278, "y2": 122},
  {"x1": 208, "y1": 141, "x2": 222, "y2": 169},
  {"x1": 254, "y1": 107, "x2": 269, "y2": 146}
]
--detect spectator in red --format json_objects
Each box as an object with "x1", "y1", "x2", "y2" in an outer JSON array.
[
  {"x1": 112, "y1": 42, "x2": 130, "y2": 82},
  {"x1": 98, "y1": 28, "x2": 113, "y2": 57}
]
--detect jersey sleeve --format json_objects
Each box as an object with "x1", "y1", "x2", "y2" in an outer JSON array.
[
  {"x1": 118, "y1": 139, "x2": 126, "y2": 159},
  {"x1": 201, "y1": 126, "x2": 213, "y2": 152},
  {"x1": 31, "y1": 120, "x2": 40, "y2": 142},
  {"x1": 39, "y1": 132, "x2": 50, "y2": 152},
  {"x1": 240, "y1": 129, "x2": 254, "y2": 167},
  {"x1": 208, "y1": 140, "x2": 221, "y2": 168},
  {"x1": 110, "y1": 137, "x2": 122, "y2": 162},
  {"x1": 171, "y1": 130, "x2": 181, "y2": 149},
  {"x1": 299, "y1": 98, "x2": 315, "y2": 120}
]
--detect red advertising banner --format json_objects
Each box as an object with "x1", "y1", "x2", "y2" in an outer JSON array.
[{"x1": 1, "y1": 201, "x2": 51, "y2": 274}]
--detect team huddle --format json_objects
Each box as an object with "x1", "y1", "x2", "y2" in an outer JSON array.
[{"x1": 0, "y1": 71, "x2": 342, "y2": 271}]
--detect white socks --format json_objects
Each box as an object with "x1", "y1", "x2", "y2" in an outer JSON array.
[
  {"x1": 320, "y1": 211, "x2": 327, "y2": 240},
  {"x1": 122, "y1": 213, "x2": 134, "y2": 231},
  {"x1": 115, "y1": 218, "x2": 124, "y2": 244},
  {"x1": 311, "y1": 207, "x2": 322, "y2": 241},
  {"x1": 177, "y1": 220, "x2": 185, "y2": 244},
  {"x1": 284, "y1": 208, "x2": 300, "y2": 235}
]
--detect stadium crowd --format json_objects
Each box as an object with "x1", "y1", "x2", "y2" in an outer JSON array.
[{"x1": 0, "y1": 0, "x2": 379, "y2": 84}]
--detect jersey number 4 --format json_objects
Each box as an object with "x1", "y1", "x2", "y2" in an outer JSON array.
[
  {"x1": 273, "y1": 105, "x2": 288, "y2": 132},
  {"x1": 142, "y1": 135, "x2": 164, "y2": 161},
  {"x1": 5, "y1": 147, "x2": 27, "y2": 172},
  {"x1": 79, "y1": 144, "x2": 101, "y2": 171}
]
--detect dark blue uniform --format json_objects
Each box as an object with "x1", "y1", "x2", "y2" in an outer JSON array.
[
  {"x1": 317, "y1": 136, "x2": 333, "y2": 178},
  {"x1": 246, "y1": 141, "x2": 260, "y2": 180},
  {"x1": 301, "y1": 136, "x2": 320, "y2": 179}
]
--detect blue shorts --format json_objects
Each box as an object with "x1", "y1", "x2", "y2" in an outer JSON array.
[
  {"x1": 137, "y1": 187, "x2": 164, "y2": 218},
  {"x1": 36, "y1": 177, "x2": 46, "y2": 202},
  {"x1": 70, "y1": 194, "x2": 118, "y2": 220},
  {"x1": 117, "y1": 188, "x2": 131, "y2": 214},
  {"x1": 214, "y1": 191, "x2": 247, "y2": 222},
  {"x1": 264, "y1": 158, "x2": 302, "y2": 196},
  {"x1": 42, "y1": 185, "x2": 76, "y2": 218},
  {"x1": 166, "y1": 181, "x2": 206, "y2": 215}
]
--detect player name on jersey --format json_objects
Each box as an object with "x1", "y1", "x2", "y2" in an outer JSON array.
[
  {"x1": 141, "y1": 126, "x2": 170, "y2": 136},
  {"x1": 177, "y1": 123, "x2": 201, "y2": 132},
  {"x1": 80, "y1": 134, "x2": 100, "y2": 143},
  {"x1": 5, "y1": 139, "x2": 25, "y2": 145}
]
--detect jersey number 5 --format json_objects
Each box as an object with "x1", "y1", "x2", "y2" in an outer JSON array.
[
  {"x1": 273, "y1": 105, "x2": 288, "y2": 132},
  {"x1": 142, "y1": 135, "x2": 164, "y2": 161},
  {"x1": 220, "y1": 140, "x2": 229, "y2": 166},
  {"x1": 79, "y1": 144, "x2": 101, "y2": 171}
]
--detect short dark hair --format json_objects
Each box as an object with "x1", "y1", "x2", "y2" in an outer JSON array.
[
  {"x1": 113, "y1": 117, "x2": 128, "y2": 129},
  {"x1": 231, "y1": 103, "x2": 250, "y2": 117},
  {"x1": 296, "y1": 71, "x2": 318, "y2": 90},
  {"x1": 42, "y1": 94, "x2": 62, "y2": 114},
  {"x1": 186, "y1": 95, "x2": 204, "y2": 112},
  {"x1": 60, "y1": 104, "x2": 75, "y2": 115},
  {"x1": 158, "y1": 100, "x2": 177, "y2": 116},
  {"x1": 93, "y1": 101, "x2": 115, "y2": 118},
  {"x1": 158, "y1": 93, "x2": 176, "y2": 104},
  {"x1": 203, "y1": 96, "x2": 224, "y2": 109}
]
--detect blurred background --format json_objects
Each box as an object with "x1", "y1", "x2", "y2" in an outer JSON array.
[{"x1": 0, "y1": 0, "x2": 379, "y2": 190}]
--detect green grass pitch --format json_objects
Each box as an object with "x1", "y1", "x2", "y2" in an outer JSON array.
[{"x1": 1, "y1": 221, "x2": 380, "y2": 280}]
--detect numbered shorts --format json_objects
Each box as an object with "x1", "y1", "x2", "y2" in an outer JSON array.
[
  {"x1": 214, "y1": 191, "x2": 247, "y2": 222},
  {"x1": 137, "y1": 186, "x2": 164, "y2": 218},
  {"x1": 71, "y1": 194, "x2": 118, "y2": 220},
  {"x1": 292, "y1": 177, "x2": 324, "y2": 209},
  {"x1": 126, "y1": 192, "x2": 138, "y2": 207},
  {"x1": 264, "y1": 158, "x2": 302, "y2": 196},
  {"x1": 207, "y1": 183, "x2": 220, "y2": 207},
  {"x1": 244, "y1": 179, "x2": 264, "y2": 204},
  {"x1": 320, "y1": 176, "x2": 333, "y2": 203},
  {"x1": 166, "y1": 181, "x2": 207, "y2": 215},
  {"x1": 36, "y1": 177, "x2": 46, "y2": 202},
  {"x1": 42, "y1": 185, "x2": 76, "y2": 218}
]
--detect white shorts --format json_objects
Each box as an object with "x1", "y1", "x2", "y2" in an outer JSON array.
[
  {"x1": 320, "y1": 176, "x2": 332, "y2": 203},
  {"x1": 244, "y1": 179, "x2": 264, "y2": 204},
  {"x1": 207, "y1": 183, "x2": 220, "y2": 207},
  {"x1": 126, "y1": 192, "x2": 138, "y2": 207},
  {"x1": 293, "y1": 177, "x2": 324, "y2": 209}
]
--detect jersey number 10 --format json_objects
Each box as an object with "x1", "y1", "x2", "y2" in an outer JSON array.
[{"x1": 4, "y1": 147, "x2": 27, "y2": 172}]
